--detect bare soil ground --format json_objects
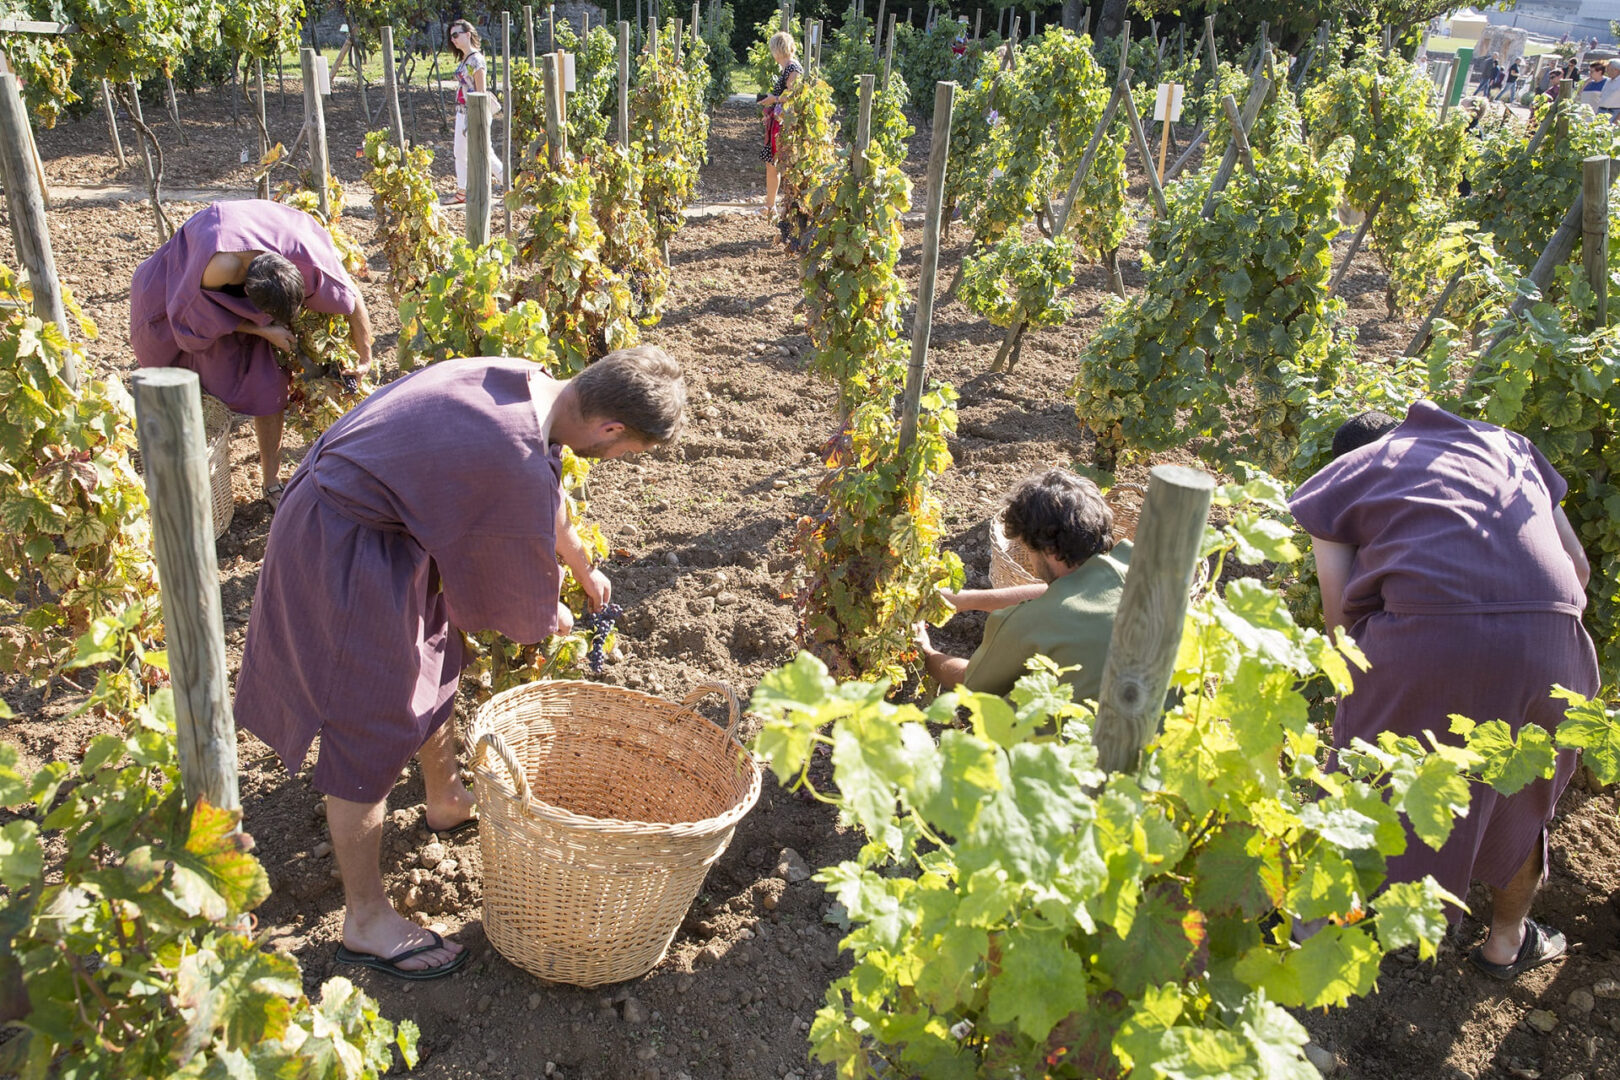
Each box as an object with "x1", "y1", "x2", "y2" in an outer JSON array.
[{"x1": 2, "y1": 74, "x2": 1619, "y2": 1080}]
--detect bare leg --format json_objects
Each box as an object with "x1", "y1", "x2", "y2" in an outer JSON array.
[
  {"x1": 1479, "y1": 842, "x2": 1543, "y2": 965},
  {"x1": 418, "y1": 715, "x2": 477, "y2": 832},
  {"x1": 254, "y1": 411, "x2": 285, "y2": 490},
  {"x1": 765, "y1": 161, "x2": 780, "y2": 217},
  {"x1": 327, "y1": 793, "x2": 463, "y2": 970}
]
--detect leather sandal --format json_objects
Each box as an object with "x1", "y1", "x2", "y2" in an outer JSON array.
[
  {"x1": 1468, "y1": 918, "x2": 1566, "y2": 980},
  {"x1": 262, "y1": 482, "x2": 285, "y2": 511}
]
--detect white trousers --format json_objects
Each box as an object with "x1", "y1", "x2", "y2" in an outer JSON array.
[{"x1": 453, "y1": 110, "x2": 506, "y2": 191}]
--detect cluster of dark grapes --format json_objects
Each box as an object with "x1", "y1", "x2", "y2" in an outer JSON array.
[
  {"x1": 293, "y1": 350, "x2": 359, "y2": 394},
  {"x1": 577, "y1": 602, "x2": 624, "y2": 675}
]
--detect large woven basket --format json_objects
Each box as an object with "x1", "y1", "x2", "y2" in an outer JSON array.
[
  {"x1": 470, "y1": 680, "x2": 762, "y2": 988},
  {"x1": 132, "y1": 393, "x2": 235, "y2": 539},
  {"x1": 987, "y1": 483, "x2": 1145, "y2": 589}
]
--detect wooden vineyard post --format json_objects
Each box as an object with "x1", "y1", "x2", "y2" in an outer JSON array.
[
  {"x1": 1584, "y1": 155, "x2": 1609, "y2": 327},
  {"x1": 1093, "y1": 465, "x2": 1214, "y2": 775},
  {"x1": 543, "y1": 53, "x2": 566, "y2": 168},
  {"x1": 618, "y1": 21, "x2": 630, "y2": 148},
  {"x1": 1202, "y1": 14, "x2": 1219, "y2": 77},
  {"x1": 974, "y1": 8, "x2": 982, "y2": 38},
  {"x1": 382, "y1": 26, "x2": 407, "y2": 153},
  {"x1": 898, "y1": 82, "x2": 956, "y2": 455},
  {"x1": 673, "y1": 18, "x2": 683, "y2": 63},
  {"x1": 100, "y1": 79, "x2": 127, "y2": 168},
  {"x1": 164, "y1": 75, "x2": 189, "y2": 146},
  {"x1": 548, "y1": 3, "x2": 557, "y2": 53},
  {"x1": 526, "y1": 5, "x2": 537, "y2": 65},
  {"x1": 1218, "y1": 94, "x2": 1256, "y2": 178},
  {"x1": 884, "y1": 15, "x2": 899, "y2": 87},
  {"x1": 1200, "y1": 73, "x2": 1268, "y2": 219},
  {"x1": 300, "y1": 48, "x2": 331, "y2": 219},
  {"x1": 1118, "y1": 67, "x2": 1168, "y2": 218},
  {"x1": 503, "y1": 14, "x2": 514, "y2": 238},
  {"x1": 467, "y1": 92, "x2": 496, "y2": 246},
  {"x1": 254, "y1": 59, "x2": 270, "y2": 199},
  {"x1": 131, "y1": 369, "x2": 240, "y2": 813},
  {"x1": 0, "y1": 74, "x2": 69, "y2": 361},
  {"x1": 854, "y1": 74, "x2": 874, "y2": 180},
  {"x1": 1326, "y1": 192, "x2": 1382, "y2": 299}
]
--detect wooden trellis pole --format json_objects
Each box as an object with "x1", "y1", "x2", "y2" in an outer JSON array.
[
  {"x1": 1118, "y1": 65, "x2": 1168, "y2": 218},
  {"x1": 0, "y1": 73, "x2": 68, "y2": 363},
  {"x1": 618, "y1": 21, "x2": 630, "y2": 148},
  {"x1": 503, "y1": 14, "x2": 513, "y2": 238},
  {"x1": 527, "y1": 5, "x2": 537, "y2": 64},
  {"x1": 1093, "y1": 465, "x2": 1214, "y2": 775},
  {"x1": 898, "y1": 81, "x2": 957, "y2": 455},
  {"x1": 382, "y1": 26, "x2": 407, "y2": 153},
  {"x1": 854, "y1": 74, "x2": 875, "y2": 180},
  {"x1": 300, "y1": 48, "x2": 331, "y2": 218},
  {"x1": 1583, "y1": 155, "x2": 1609, "y2": 327},
  {"x1": 467, "y1": 91, "x2": 495, "y2": 246},
  {"x1": 100, "y1": 79, "x2": 127, "y2": 168},
  {"x1": 131, "y1": 369, "x2": 240, "y2": 813},
  {"x1": 543, "y1": 51, "x2": 566, "y2": 167}
]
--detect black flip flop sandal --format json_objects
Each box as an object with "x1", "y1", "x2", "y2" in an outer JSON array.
[
  {"x1": 430, "y1": 814, "x2": 479, "y2": 841},
  {"x1": 334, "y1": 930, "x2": 469, "y2": 981},
  {"x1": 1467, "y1": 918, "x2": 1566, "y2": 981}
]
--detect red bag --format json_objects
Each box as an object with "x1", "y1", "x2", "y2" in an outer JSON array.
[{"x1": 765, "y1": 110, "x2": 782, "y2": 160}]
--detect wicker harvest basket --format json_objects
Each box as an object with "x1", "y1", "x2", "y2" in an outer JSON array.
[
  {"x1": 987, "y1": 483, "x2": 1145, "y2": 590},
  {"x1": 132, "y1": 393, "x2": 235, "y2": 539},
  {"x1": 469, "y1": 680, "x2": 762, "y2": 988}
]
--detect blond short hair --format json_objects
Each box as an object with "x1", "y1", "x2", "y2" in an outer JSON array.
[
  {"x1": 769, "y1": 30, "x2": 796, "y2": 60},
  {"x1": 571, "y1": 345, "x2": 686, "y2": 443}
]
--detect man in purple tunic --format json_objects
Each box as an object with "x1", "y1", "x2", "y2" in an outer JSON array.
[
  {"x1": 130, "y1": 199, "x2": 373, "y2": 505},
  {"x1": 235, "y1": 349, "x2": 685, "y2": 978},
  {"x1": 1291, "y1": 401, "x2": 1597, "y2": 981}
]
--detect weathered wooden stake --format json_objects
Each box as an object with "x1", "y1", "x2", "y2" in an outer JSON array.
[
  {"x1": 884, "y1": 14, "x2": 898, "y2": 87},
  {"x1": 1218, "y1": 94, "x2": 1256, "y2": 178},
  {"x1": 1200, "y1": 74, "x2": 1268, "y2": 218},
  {"x1": 1118, "y1": 67, "x2": 1167, "y2": 217},
  {"x1": 131, "y1": 369, "x2": 239, "y2": 812},
  {"x1": 382, "y1": 26, "x2": 407, "y2": 153},
  {"x1": 618, "y1": 21, "x2": 631, "y2": 147},
  {"x1": 467, "y1": 92, "x2": 495, "y2": 246},
  {"x1": 542, "y1": 52, "x2": 566, "y2": 167},
  {"x1": 503, "y1": 14, "x2": 514, "y2": 238},
  {"x1": 899, "y1": 81, "x2": 957, "y2": 453},
  {"x1": 1584, "y1": 155, "x2": 1609, "y2": 327},
  {"x1": 974, "y1": 8, "x2": 982, "y2": 38},
  {"x1": 673, "y1": 17, "x2": 683, "y2": 62},
  {"x1": 1326, "y1": 193, "x2": 1382, "y2": 298},
  {"x1": 1094, "y1": 465, "x2": 1214, "y2": 775},
  {"x1": 254, "y1": 59, "x2": 270, "y2": 199},
  {"x1": 300, "y1": 48, "x2": 331, "y2": 218},
  {"x1": 526, "y1": 5, "x2": 538, "y2": 65},
  {"x1": 0, "y1": 74, "x2": 68, "y2": 359},
  {"x1": 100, "y1": 78, "x2": 126, "y2": 168},
  {"x1": 1203, "y1": 13, "x2": 1219, "y2": 77},
  {"x1": 854, "y1": 74, "x2": 875, "y2": 179}
]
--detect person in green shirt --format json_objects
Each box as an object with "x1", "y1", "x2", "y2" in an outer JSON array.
[{"x1": 916, "y1": 469, "x2": 1132, "y2": 703}]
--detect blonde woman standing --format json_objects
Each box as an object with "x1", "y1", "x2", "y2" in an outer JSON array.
[
  {"x1": 448, "y1": 19, "x2": 505, "y2": 204},
  {"x1": 759, "y1": 30, "x2": 802, "y2": 221}
]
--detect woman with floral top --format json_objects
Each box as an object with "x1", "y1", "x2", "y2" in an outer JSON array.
[{"x1": 449, "y1": 19, "x2": 505, "y2": 205}]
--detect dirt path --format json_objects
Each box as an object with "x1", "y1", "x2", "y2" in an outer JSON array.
[{"x1": 2, "y1": 78, "x2": 1618, "y2": 1080}]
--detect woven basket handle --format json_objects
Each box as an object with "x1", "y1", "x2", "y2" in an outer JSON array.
[
  {"x1": 677, "y1": 681, "x2": 743, "y2": 744},
  {"x1": 472, "y1": 730, "x2": 531, "y2": 805}
]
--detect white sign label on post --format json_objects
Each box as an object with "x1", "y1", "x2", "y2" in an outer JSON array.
[
  {"x1": 315, "y1": 55, "x2": 332, "y2": 96},
  {"x1": 810, "y1": 23, "x2": 820, "y2": 52},
  {"x1": 561, "y1": 50, "x2": 577, "y2": 92},
  {"x1": 1153, "y1": 82, "x2": 1184, "y2": 122}
]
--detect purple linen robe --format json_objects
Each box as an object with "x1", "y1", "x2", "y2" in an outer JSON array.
[
  {"x1": 129, "y1": 200, "x2": 359, "y2": 416},
  {"x1": 1290, "y1": 401, "x2": 1599, "y2": 903},
  {"x1": 234, "y1": 358, "x2": 564, "y2": 802}
]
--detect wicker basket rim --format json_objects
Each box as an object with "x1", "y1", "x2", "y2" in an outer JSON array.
[{"x1": 469, "y1": 680, "x2": 764, "y2": 839}]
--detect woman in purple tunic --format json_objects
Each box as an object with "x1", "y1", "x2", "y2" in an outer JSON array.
[
  {"x1": 1291, "y1": 402, "x2": 1597, "y2": 981},
  {"x1": 235, "y1": 349, "x2": 684, "y2": 979},
  {"x1": 130, "y1": 200, "x2": 374, "y2": 506}
]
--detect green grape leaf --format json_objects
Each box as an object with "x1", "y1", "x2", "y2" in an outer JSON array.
[
  {"x1": 985, "y1": 927, "x2": 1089, "y2": 1041},
  {"x1": 1233, "y1": 924, "x2": 1382, "y2": 1008},
  {"x1": 1463, "y1": 718, "x2": 1557, "y2": 795},
  {"x1": 1397, "y1": 756, "x2": 1473, "y2": 852},
  {"x1": 1097, "y1": 882, "x2": 1207, "y2": 998},
  {"x1": 1374, "y1": 877, "x2": 1459, "y2": 961},
  {"x1": 1552, "y1": 686, "x2": 1620, "y2": 785},
  {"x1": 1193, "y1": 824, "x2": 1284, "y2": 919}
]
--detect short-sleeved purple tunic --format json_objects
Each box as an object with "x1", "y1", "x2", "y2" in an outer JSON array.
[
  {"x1": 234, "y1": 358, "x2": 564, "y2": 802},
  {"x1": 130, "y1": 200, "x2": 360, "y2": 416},
  {"x1": 1290, "y1": 401, "x2": 1599, "y2": 904}
]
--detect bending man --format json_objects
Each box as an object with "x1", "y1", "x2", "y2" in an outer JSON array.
[
  {"x1": 234, "y1": 349, "x2": 685, "y2": 979},
  {"x1": 1291, "y1": 402, "x2": 1597, "y2": 981},
  {"x1": 130, "y1": 199, "x2": 373, "y2": 506}
]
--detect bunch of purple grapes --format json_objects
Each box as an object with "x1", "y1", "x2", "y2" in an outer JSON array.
[{"x1": 577, "y1": 602, "x2": 623, "y2": 674}]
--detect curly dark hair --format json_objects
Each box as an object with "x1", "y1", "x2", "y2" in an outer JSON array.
[
  {"x1": 1002, "y1": 469, "x2": 1115, "y2": 568},
  {"x1": 243, "y1": 252, "x2": 305, "y2": 328},
  {"x1": 1331, "y1": 409, "x2": 1399, "y2": 459}
]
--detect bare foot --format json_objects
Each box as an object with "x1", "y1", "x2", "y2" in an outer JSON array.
[
  {"x1": 342, "y1": 904, "x2": 464, "y2": 973},
  {"x1": 424, "y1": 784, "x2": 478, "y2": 834}
]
